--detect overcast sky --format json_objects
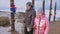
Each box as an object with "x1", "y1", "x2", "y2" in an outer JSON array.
[{"x1": 0, "y1": 0, "x2": 60, "y2": 11}]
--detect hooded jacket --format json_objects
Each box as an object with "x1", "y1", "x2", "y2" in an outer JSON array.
[{"x1": 33, "y1": 16, "x2": 50, "y2": 34}]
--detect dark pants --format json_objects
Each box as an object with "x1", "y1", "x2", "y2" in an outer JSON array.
[{"x1": 25, "y1": 27, "x2": 33, "y2": 34}]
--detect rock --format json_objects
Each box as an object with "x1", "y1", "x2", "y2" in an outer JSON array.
[{"x1": 0, "y1": 16, "x2": 10, "y2": 26}]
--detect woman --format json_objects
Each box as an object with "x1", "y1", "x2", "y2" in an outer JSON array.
[
  {"x1": 33, "y1": 8, "x2": 50, "y2": 34},
  {"x1": 24, "y1": 2, "x2": 36, "y2": 34}
]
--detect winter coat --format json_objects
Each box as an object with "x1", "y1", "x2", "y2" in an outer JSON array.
[
  {"x1": 33, "y1": 16, "x2": 50, "y2": 34},
  {"x1": 24, "y1": 9, "x2": 36, "y2": 29}
]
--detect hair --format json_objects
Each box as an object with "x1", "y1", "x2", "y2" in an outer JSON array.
[
  {"x1": 37, "y1": 8, "x2": 44, "y2": 15},
  {"x1": 26, "y1": 2, "x2": 32, "y2": 7},
  {"x1": 26, "y1": 2, "x2": 34, "y2": 10}
]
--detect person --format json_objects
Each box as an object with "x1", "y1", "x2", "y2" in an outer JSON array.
[
  {"x1": 24, "y1": 2, "x2": 36, "y2": 34},
  {"x1": 33, "y1": 8, "x2": 50, "y2": 34}
]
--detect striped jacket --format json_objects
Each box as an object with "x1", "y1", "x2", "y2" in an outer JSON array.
[{"x1": 33, "y1": 16, "x2": 50, "y2": 34}]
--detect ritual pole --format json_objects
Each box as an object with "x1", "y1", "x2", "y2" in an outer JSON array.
[
  {"x1": 53, "y1": 2, "x2": 57, "y2": 22},
  {"x1": 10, "y1": 0, "x2": 16, "y2": 31},
  {"x1": 49, "y1": 0, "x2": 52, "y2": 21}
]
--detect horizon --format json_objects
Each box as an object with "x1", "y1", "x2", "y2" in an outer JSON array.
[{"x1": 0, "y1": 10, "x2": 60, "y2": 12}]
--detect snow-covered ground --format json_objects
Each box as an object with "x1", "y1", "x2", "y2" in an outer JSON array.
[{"x1": 0, "y1": 19, "x2": 25, "y2": 34}]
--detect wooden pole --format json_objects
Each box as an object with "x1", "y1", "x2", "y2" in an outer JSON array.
[
  {"x1": 32, "y1": 0, "x2": 34, "y2": 7},
  {"x1": 10, "y1": 0, "x2": 15, "y2": 31},
  {"x1": 53, "y1": 2, "x2": 57, "y2": 22},
  {"x1": 10, "y1": 0, "x2": 14, "y2": 5},
  {"x1": 43, "y1": 0, "x2": 45, "y2": 15},
  {"x1": 49, "y1": 0, "x2": 52, "y2": 21}
]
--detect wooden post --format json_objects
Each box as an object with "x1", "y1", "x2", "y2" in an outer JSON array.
[
  {"x1": 32, "y1": 0, "x2": 34, "y2": 7},
  {"x1": 53, "y1": 2, "x2": 57, "y2": 22},
  {"x1": 49, "y1": 0, "x2": 52, "y2": 21},
  {"x1": 43, "y1": 0, "x2": 45, "y2": 15},
  {"x1": 10, "y1": 0, "x2": 15, "y2": 31},
  {"x1": 10, "y1": 0, "x2": 14, "y2": 5}
]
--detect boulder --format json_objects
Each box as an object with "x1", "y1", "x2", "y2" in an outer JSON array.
[{"x1": 0, "y1": 16, "x2": 10, "y2": 26}]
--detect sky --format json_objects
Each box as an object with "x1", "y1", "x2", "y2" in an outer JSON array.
[{"x1": 0, "y1": 0, "x2": 60, "y2": 11}]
